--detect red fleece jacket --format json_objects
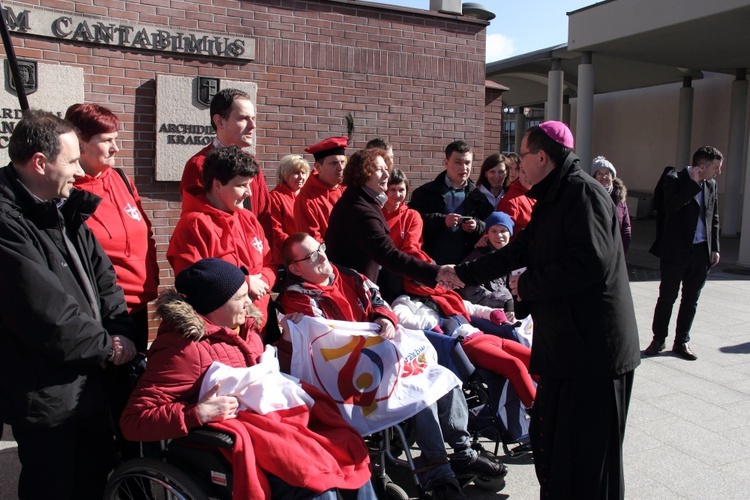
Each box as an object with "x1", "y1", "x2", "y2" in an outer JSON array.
[
  {"x1": 167, "y1": 191, "x2": 277, "y2": 322},
  {"x1": 74, "y1": 167, "x2": 158, "y2": 312}
]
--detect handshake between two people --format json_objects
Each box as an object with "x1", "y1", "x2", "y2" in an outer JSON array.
[
  {"x1": 437, "y1": 265, "x2": 526, "y2": 301},
  {"x1": 436, "y1": 265, "x2": 464, "y2": 290}
]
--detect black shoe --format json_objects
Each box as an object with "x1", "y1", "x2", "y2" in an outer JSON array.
[
  {"x1": 451, "y1": 451, "x2": 508, "y2": 479},
  {"x1": 672, "y1": 342, "x2": 697, "y2": 360},
  {"x1": 430, "y1": 476, "x2": 467, "y2": 500},
  {"x1": 644, "y1": 339, "x2": 666, "y2": 356}
]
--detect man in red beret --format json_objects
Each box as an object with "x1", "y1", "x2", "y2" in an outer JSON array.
[
  {"x1": 180, "y1": 89, "x2": 270, "y2": 223},
  {"x1": 293, "y1": 136, "x2": 348, "y2": 242},
  {"x1": 445, "y1": 121, "x2": 640, "y2": 500}
]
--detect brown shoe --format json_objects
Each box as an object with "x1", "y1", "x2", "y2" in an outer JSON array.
[
  {"x1": 672, "y1": 342, "x2": 697, "y2": 361},
  {"x1": 644, "y1": 339, "x2": 666, "y2": 356}
]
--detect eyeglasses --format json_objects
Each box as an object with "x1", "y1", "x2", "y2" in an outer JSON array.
[
  {"x1": 518, "y1": 150, "x2": 538, "y2": 160},
  {"x1": 292, "y1": 243, "x2": 326, "y2": 264},
  {"x1": 594, "y1": 170, "x2": 613, "y2": 179}
]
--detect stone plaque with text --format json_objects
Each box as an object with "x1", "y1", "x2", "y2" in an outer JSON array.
[{"x1": 0, "y1": 62, "x2": 84, "y2": 166}]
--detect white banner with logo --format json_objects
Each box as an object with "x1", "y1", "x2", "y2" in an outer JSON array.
[{"x1": 288, "y1": 316, "x2": 461, "y2": 436}]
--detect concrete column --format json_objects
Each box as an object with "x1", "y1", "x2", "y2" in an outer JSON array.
[
  {"x1": 576, "y1": 52, "x2": 594, "y2": 170},
  {"x1": 722, "y1": 70, "x2": 748, "y2": 238},
  {"x1": 546, "y1": 59, "x2": 563, "y2": 121},
  {"x1": 562, "y1": 94, "x2": 571, "y2": 126},
  {"x1": 514, "y1": 107, "x2": 526, "y2": 152},
  {"x1": 676, "y1": 76, "x2": 694, "y2": 168}
]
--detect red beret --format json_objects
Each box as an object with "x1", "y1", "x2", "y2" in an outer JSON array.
[
  {"x1": 305, "y1": 136, "x2": 349, "y2": 161},
  {"x1": 539, "y1": 121, "x2": 574, "y2": 148}
]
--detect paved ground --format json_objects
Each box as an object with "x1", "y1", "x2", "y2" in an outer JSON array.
[{"x1": 2, "y1": 219, "x2": 749, "y2": 499}]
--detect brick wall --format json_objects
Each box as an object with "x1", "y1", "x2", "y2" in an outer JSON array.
[{"x1": 6, "y1": 0, "x2": 494, "y2": 331}]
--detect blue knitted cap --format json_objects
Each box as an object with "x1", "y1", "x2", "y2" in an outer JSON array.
[{"x1": 484, "y1": 211, "x2": 514, "y2": 236}]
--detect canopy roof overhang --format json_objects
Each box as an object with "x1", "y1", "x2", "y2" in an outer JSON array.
[{"x1": 487, "y1": 0, "x2": 750, "y2": 107}]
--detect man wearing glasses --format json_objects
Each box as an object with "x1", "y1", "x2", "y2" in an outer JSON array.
[
  {"x1": 276, "y1": 232, "x2": 508, "y2": 499},
  {"x1": 445, "y1": 121, "x2": 640, "y2": 500}
]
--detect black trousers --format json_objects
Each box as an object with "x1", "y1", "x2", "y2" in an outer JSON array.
[
  {"x1": 530, "y1": 371, "x2": 635, "y2": 500},
  {"x1": 652, "y1": 242, "x2": 711, "y2": 344},
  {"x1": 12, "y1": 409, "x2": 115, "y2": 500}
]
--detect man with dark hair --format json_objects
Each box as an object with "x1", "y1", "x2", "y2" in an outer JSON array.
[
  {"x1": 409, "y1": 140, "x2": 494, "y2": 264},
  {"x1": 180, "y1": 88, "x2": 270, "y2": 220},
  {"x1": 646, "y1": 146, "x2": 723, "y2": 361},
  {"x1": 443, "y1": 121, "x2": 640, "y2": 499},
  {"x1": 365, "y1": 137, "x2": 393, "y2": 163},
  {"x1": 169, "y1": 145, "x2": 276, "y2": 325},
  {"x1": 0, "y1": 110, "x2": 136, "y2": 499}
]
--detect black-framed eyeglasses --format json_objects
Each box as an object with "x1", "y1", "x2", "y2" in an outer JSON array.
[
  {"x1": 518, "y1": 150, "x2": 538, "y2": 160},
  {"x1": 292, "y1": 243, "x2": 326, "y2": 264}
]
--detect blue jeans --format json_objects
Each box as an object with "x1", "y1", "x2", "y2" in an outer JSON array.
[{"x1": 412, "y1": 385, "x2": 475, "y2": 488}]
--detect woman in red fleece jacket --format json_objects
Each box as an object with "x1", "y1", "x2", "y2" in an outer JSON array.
[
  {"x1": 121, "y1": 259, "x2": 374, "y2": 499},
  {"x1": 66, "y1": 103, "x2": 159, "y2": 352},
  {"x1": 267, "y1": 154, "x2": 310, "y2": 265},
  {"x1": 167, "y1": 146, "x2": 277, "y2": 326}
]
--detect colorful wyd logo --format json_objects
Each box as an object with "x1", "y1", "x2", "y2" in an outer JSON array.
[{"x1": 310, "y1": 329, "x2": 428, "y2": 417}]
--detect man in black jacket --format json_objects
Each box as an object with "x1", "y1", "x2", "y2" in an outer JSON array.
[
  {"x1": 409, "y1": 140, "x2": 494, "y2": 264},
  {"x1": 647, "y1": 147, "x2": 723, "y2": 361},
  {"x1": 444, "y1": 122, "x2": 640, "y2": 500},
  {"x1": 0, "y1": 110, "x2": 135, "y2": 499}
]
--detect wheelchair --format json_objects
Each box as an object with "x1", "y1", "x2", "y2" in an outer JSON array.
[
  {"x1": 104, "y1": 427, "x2": 235, "y2": 500},
  {"x1": 105, "y1": 423, "x2": 423, "y2": 500}
]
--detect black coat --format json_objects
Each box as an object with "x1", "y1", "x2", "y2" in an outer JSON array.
[
  {"x1": 0, "y1": 164, "x2": 133, "y2": 428},
  {"x1": 408, "y1": 171, "x2": 494, "y2": 264},
  {"x1": 325, "y1": 186, "x2": 438, "y2": 286},
  {"x1": 650, "y1": 167, "x2": 719, "y2": 264},
  {"x1": 455, "y1": 154, "x2": 640, "y2": 379}
]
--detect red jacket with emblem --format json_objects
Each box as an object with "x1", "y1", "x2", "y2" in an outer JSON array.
[
  {"x1": 74, "y1": 167, "x2": 158, "y2": 313},
  {"x1": 167, "y1": 191, "x2": 276, "y2": 322}
]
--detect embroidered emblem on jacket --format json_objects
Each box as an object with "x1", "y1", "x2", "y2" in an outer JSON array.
[
  {"x1": 251, "y1": 236, "x2": 264, "y2": 253},
  {"x1": 123, "y1": 203, "x2": 142, "y2": 221}
]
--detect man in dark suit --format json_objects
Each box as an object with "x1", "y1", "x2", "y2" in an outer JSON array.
[{"x1": 647, "y1": 146, "x2": 723, "y2": 360}]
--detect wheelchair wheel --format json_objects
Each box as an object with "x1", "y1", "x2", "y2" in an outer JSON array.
[
  {"x1": 384, "y1": 481, "x2": 409, "y2": 500},
  {"x1": 104, "y1": 457, "x2": 209, "y2": 500}
]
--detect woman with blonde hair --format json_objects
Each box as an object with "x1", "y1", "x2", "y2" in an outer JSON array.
[{"x1": 267, "y1": 154, "x2": 310, "y2": 264}]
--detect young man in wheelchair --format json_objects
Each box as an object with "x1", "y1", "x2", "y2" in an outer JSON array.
[
  {"x1": 120, "y1": 258, "x2": 375, "y2": 498},
  {"x1": 276, "y1": 233, "x2": 508, "y2": 499}
]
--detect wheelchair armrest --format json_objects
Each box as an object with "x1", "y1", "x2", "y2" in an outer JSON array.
[{"x1": 176, "y1": 427, "x2": 236, "y2": 449}]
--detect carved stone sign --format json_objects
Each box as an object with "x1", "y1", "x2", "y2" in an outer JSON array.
[
  {"x1": 1, "y1": 3, "x2": 255, "y2": 61},
  {"x1": 0, "y1": 62, "x2": 84, "y2": 166},
  {"x1": 155, "y1": 75, "x2": 257, "y2": 181}
]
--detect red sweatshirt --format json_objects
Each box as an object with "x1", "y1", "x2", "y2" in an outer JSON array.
[
  {"x1": 382, "y1": 203, "x2": 432, "y2": 262},
  {"x1": 497, "y1": 180, "x2": 536, "y2": 238},
  {"x1": 167, "y1": 191, "x2": 277, "y2": 322},
  {"x1": 74, "y1": 167, "x2": 158, "y2": 313},
  {"x1": 267, "y1": 182, "x2": 298, "y2": 265},
  {"x1": 293, "y1": 172, "x2": 344, "y2": 242}
]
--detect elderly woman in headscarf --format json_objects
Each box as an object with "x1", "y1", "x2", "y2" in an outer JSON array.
[{"x1": 592, "y1": 156, "x2": 632, "y2": 253}]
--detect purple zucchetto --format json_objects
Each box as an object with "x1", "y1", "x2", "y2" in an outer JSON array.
[{"x1": 539, "y1": 120, "x2": 574, "y2": 149}]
